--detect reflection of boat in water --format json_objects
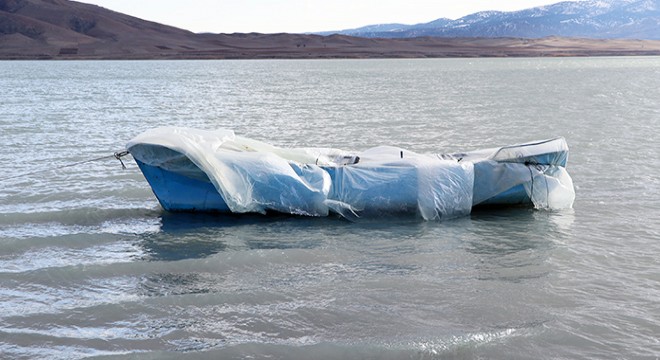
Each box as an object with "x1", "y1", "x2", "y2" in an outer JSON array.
[{"x1": 126, "y1": 127, "x2": 574, "y2": 220}]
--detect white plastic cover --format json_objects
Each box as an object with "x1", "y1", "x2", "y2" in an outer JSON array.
[
  {"x1": 128, "y1": 127, "x2": 333, "y2": 215},
  {"x1": 471, "y1": 160, "x2": 534, "y2": 205},
  {"x1": 327, "y1": 146, "x2": 474, "y2": 220},
  {"x1": 489, "y1": 137, "x2": 569, "y2": 166},
  {"x1": 525, "y1": 165, "x2": 576, "y2": 209},
  {"x1": 127, "y1": 127, "x2": 475, "y2": 220}
]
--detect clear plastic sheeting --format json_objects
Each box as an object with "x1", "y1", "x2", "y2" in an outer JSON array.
[
  {"x1": 489, "y1": 137, "x2": 569, "y2": 166},
  {"x1": 128, "y1": 127, "x2": 333, "y2": 216},
  {"x1": 525, "y1": 165, "x2": 576, "y2": 210},
  {"x1": 327, "y1": 146, "x2": 474, "y2": 220},
  {"x1": 127, "y1": 127, "x2": 476, "y2": 220},
  {"x1": 471, "y1": 160, "x2": 533, "y2": 206},
  {"x1": 128, "y1": 127, "x2": 575, "y2": 219},
  {"x1": 451, "y1": 136, "x2": 575, "y2": 210}
]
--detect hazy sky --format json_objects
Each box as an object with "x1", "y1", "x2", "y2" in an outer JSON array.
[{"x1": 79, "y1": 0, "x2": 574, "y2": 34}]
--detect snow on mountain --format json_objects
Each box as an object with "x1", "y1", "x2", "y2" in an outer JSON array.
[{"x1": 323, "y1": 0, "x2": 660, "y2": 39}]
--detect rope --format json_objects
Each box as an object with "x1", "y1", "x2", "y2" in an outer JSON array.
[{"x1": 0, "y1": 151, "x2": 130, "y2": 183}]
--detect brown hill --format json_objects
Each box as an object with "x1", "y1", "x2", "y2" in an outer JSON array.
[{"x1": 2, "y1": 0, "x2": 660, "y2": 59}]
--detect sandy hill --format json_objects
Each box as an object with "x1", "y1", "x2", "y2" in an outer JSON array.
[{"x1": 2, "y1": 0, "x2": 660, "y2": 59}]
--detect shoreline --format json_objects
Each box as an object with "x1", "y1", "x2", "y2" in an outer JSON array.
[{"x1": 3, "y1": 35, "x2": 660, "y2": 60}]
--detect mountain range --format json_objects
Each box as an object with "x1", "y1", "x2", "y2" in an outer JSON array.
[
  {"x1": 322, "y1": 0, "x2": 660, "y2": 40},
  {"x1": 2, "y1": 0, "x2": 660, "y2": 59}
]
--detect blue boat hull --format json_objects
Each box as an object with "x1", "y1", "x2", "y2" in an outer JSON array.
[{"x1": 134, "y1": 158, "x2": 230, "y2": 212}]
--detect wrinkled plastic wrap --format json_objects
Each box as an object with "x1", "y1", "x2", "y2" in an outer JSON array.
[
  {"x1": 453, "y1": 136, "x2": 574, "y2": 210},
  {"x1": 128, "y1": 127, "x2": 476, "y2": 219},
  {"x1": 128, "y1": 127, "x2": 575, "y2": 220},
  {"x1": 525, "y1": 165, "x2": 575, "y2": 209},
  {"x1": 128, "y1": 127, "x2": 334, "y2": 216},
  {"x1": 490, "y1": 138, "x2": 569, "y2": 166},
  {"x1": 327, "y1": 146, "x2": 473, "y2": 220}
]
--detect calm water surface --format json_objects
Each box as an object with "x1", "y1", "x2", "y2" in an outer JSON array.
[{"x1": 0, "y1": 58, "x2": 659, "y2": 359}]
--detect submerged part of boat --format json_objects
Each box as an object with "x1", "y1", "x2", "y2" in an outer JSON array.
[{"x1": 127, "y1": 127, "x2": 574, "y2": 220}]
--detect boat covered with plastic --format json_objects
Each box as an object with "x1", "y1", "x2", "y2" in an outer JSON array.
[{"x1": 127, "y1": 127, "x2": 575, "y2": 220}]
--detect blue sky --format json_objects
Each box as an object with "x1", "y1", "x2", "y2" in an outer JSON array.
[{"x1": 79, "y1": 0, "x2": 576, "y2": 34}]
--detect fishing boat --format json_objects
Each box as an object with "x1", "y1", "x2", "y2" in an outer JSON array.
[{"x1": 126, "y1": 127, "x2": 574, "y2": 220}]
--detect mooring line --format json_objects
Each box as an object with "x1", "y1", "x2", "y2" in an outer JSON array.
[{"x1": 0, "y1": 151, "x2": 130, "y2": 183}]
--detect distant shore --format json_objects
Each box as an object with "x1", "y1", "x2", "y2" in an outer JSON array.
[{"x1": 3, "y1": 34, "x2": 660, "y2": 60}]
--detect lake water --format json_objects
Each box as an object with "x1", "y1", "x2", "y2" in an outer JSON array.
[{"x1": 0, "y1": 57, "x2": 659, "y2": 359}]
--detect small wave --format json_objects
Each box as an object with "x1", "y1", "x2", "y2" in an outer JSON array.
[
  {"x1": 1, "y1": 205, "x2": 160, "y2": 226},
  {"x1": 0, "y1": 275, "x2": 143, "y2": 320},
  {"x1": 0, "y1": 240, "x2": 145, "y2": 273},
  {"x1": 405, "y1": 328, "x2": 520, "y2": 356},
  {"x1": 0, "y1": 207, "x2": 162, "y2": 240},
  {"x1": 0, "y1": 339, "x2": 133, "y2": 360}
]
